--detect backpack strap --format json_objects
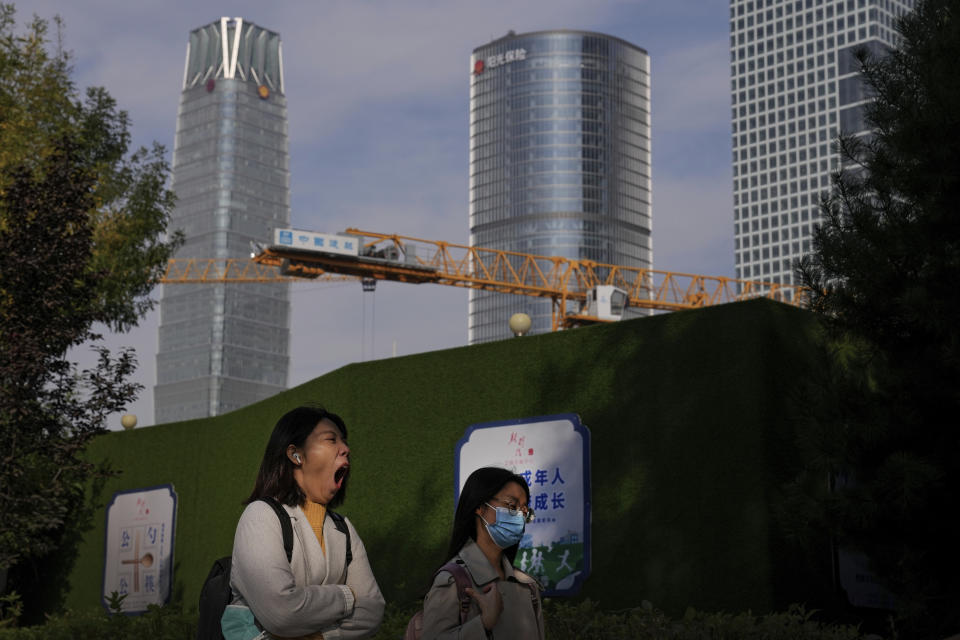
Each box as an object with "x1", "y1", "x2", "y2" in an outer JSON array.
[
  {"x1": 509, "y1": 571, "x2": 542, "y2": 619},
  {"x1": 327, "y1": 510, "x2": 352, "y2": 566},
  {"x1": 260, "y1": 497, "x2": 293, "y2": 562},
  {"x1": 527, "y1": 582, "x2": 540, "y2": 617},
  {"x1": 438, "y1": 561, "x2": 472, "y2": 626}
]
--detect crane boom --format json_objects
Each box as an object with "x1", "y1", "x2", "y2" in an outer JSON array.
[
  {"x1": 160, "y1": 258, "x2": 354, "y2": 283},
  {"x1": 244, "y1": 227, "x2": 806, "y2": 330}
]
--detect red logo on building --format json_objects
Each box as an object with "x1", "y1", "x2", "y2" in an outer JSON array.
[{"x1": 474, "y1": 60, "x2": 485, "y2": 75}]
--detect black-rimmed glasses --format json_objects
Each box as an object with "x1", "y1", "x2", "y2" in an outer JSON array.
[{"x1": 487, "y1": 499, "x2": 536, "y2": 523}]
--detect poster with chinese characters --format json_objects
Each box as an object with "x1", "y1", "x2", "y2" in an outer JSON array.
[
  {"x1": 101, "y1": 485, "x2": 177, "y2": 613},
  {"x1": 455, "y1": 414, "x2": 591, "y2": 596}
]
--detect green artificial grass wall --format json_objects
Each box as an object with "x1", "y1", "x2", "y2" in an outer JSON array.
[{"x1": 64, "y1": 299, "x2": 827, "y2": 616}]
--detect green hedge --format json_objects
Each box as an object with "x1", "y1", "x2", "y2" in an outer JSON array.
[
  {"x1": 0, "y1": 601, "x2": 871, "y2": 640},
  {"x1": 62, "y1": 299, "x2": 831, "y2": 617},
  {"x1": 0, "y1": 604, "x2": 195, "y2": 640}
]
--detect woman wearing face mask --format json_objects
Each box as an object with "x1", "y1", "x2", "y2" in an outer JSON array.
[
  {"x1": 222, "y1": 405, "x2": 385, "y2": 639},
  {"x1": 420, "y1": 467, "x2": 543, "y2": 640}
]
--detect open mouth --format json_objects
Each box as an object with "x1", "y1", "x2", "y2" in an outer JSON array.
[{"x1": 334, "y1": 465, "x2": 349, "y2": 488}]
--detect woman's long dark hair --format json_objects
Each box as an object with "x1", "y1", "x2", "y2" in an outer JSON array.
[
  {"x1": 447, "y1": 467, "x2": 530, "y2": 563},
  {"x1": 245, "y1": 405, "x2": 349, "y2": 508}
]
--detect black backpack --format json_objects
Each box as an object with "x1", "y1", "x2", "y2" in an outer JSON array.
[{"x1": 196, "y1": 498, "x2": 352, "y2": 640}]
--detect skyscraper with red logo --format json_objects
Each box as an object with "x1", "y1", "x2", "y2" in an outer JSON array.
[{"x1": 469, "y1": 31, "x2": 652, "y2": 343}]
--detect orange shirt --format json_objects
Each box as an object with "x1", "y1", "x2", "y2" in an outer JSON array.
[{"x1": 301, "y1": 501, "x2": 327, "y2": 553}]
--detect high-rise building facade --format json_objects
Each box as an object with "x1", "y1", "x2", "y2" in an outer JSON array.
[
  {"x1": 730, "y1": 0, "x2": 914, "y2": 288},
  {"x1": 155, "y1": 17, "x2": 290, "y2": 424},
  {"x1": 469, "y1": 31, "x2": 652, "y2": 343}
]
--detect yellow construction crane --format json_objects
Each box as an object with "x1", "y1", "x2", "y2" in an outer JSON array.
[{"x1": 161, "y1": 227, "x2": 806, "y2": 331}]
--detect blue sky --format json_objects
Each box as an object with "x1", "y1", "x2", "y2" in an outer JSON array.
[{"x1": 21, "y1": 0, "x2": 734, "y2": 427}]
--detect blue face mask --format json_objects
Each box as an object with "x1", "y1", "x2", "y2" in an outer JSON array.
[{"x1": 480, "y1": 503, "x2": 526, "y2": 548}]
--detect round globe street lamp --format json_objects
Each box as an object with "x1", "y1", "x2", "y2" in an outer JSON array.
[
  {"x1": 509, "y1": 312, "x2": 532, "y2": 337},
  {"x1": 121, "y1": 414, "x2": 138, "y2": 430}
]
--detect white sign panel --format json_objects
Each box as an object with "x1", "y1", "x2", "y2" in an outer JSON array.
[
  {"x1": 102, "y1": 485, "x2": 177, "y2": 613},
  {"x1": 274, "y1": 228, "x2": 359, "y2": 256},
  {"x1": 456, "y1": 414, "x2": 591, "y2": 596},
  {"x1": 837, "y1": 548, "x2": 897, "y2": 610}
]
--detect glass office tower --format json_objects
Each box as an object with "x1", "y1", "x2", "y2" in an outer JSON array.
[
  {"x1": 730, "y1": 0, "x2": 914, "y2": 288},
  {"x1": 155, "y1": 17, "x2": 290, "y2": 423},
  {"x1": 469, "y1": 31, "x2": 652, "y2": 344}
]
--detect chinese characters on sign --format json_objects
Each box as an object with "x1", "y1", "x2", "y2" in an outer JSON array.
[
  {"x1": 517, "y1": 464, "x2": 566, "y2": 523},
  {"x1": 102, "y1": 485, "x2": 177, "y2": 613},
  {"x1": 456, "y1": 414, "x2": 591, "y2": 596},
  {"x1": 274, "y1": 229, "x2": 359, "y2": 256},
  {"x1": 473, "y1": 48, "x2": 527, "y2": 74}
]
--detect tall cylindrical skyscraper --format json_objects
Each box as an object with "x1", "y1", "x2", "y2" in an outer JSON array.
[
  {"x1": 469, "y1": 30, "x2": 652, "y2": 343},
  {"x1": 155, "y1": 18, "x2": 290, "y2": 423}
]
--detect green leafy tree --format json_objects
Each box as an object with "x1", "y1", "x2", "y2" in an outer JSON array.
[
  {"x1": 0, "y1": 4, "x2": 181, "y2": 618},
  {"x1": 796, "y1": 0, "x2": 960, "y2": 634}
]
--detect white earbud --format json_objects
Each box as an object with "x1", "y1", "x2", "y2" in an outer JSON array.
[{"x1": 293, "y1": 453, "x2": 302, "y2": 464}]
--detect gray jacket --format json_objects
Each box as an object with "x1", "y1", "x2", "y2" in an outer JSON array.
[
  {"x1": 421, "y1": 539, "x2": 544, "y2": 640},
  {"x1": 228, "y1": 500, "x2": 385, "y2": 639}
]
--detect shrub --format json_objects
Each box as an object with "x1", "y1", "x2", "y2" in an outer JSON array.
[
  {"x1": 0, "y1": 601, "x2": 871, "y2": 640},
  {"x1": 368, "y1": 600, "x2": 869, "y2": 640},
  {"x1": 0, "y1": 604, "x2": 195, "y2": 640}
]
